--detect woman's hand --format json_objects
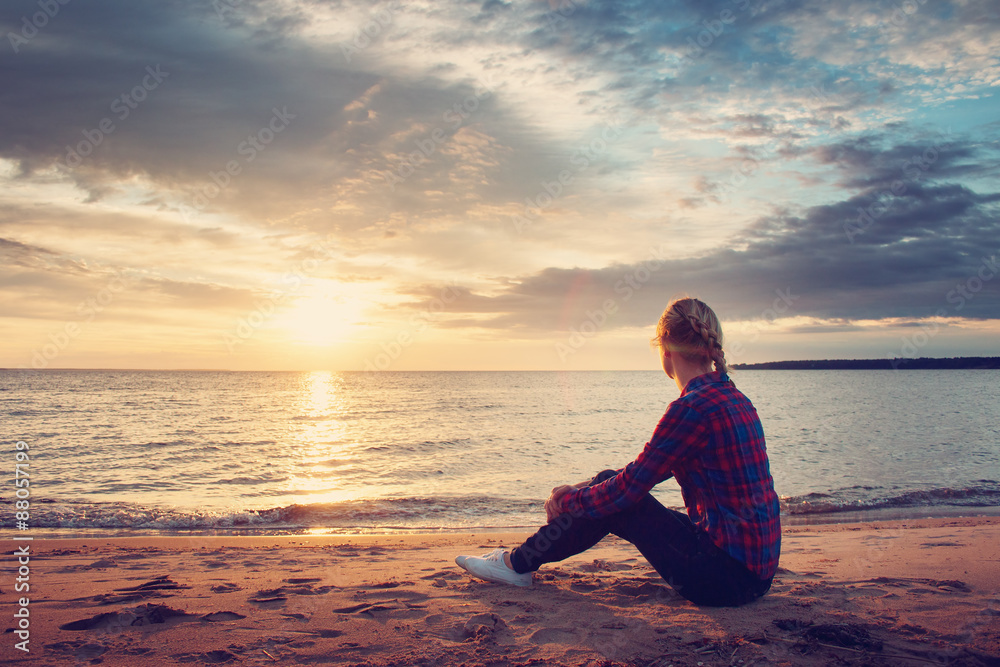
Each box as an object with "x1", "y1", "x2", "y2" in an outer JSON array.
[{"x1": 545, "y1": 485, "x2": 575, "y2": 522}]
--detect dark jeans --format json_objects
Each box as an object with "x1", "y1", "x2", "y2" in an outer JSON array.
[{"x1": 509, "y1": 470, "x2": 772, "y2": 607}]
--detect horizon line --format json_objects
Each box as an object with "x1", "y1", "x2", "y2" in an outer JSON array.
[{"x1": 4, "y1": 354, "x2": 1000, "y2": 373}]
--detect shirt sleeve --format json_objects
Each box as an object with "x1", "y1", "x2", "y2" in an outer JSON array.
[{"x1": 560, "y1": 402, "x2": 708, "y2": 519}]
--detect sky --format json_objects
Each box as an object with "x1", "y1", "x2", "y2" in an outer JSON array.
[{"x1": 1, "y1": 0, "x2": 998, "y2": 371}]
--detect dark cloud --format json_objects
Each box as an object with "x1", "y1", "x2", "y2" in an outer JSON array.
[
  {"x1": 0, "y1": 237, "x2": 57, "y2": 264},
  {"x1": 0, "y1": 0, "x2": 587, "y2": 234},
  {"x1": 2, "y1": 1, "x2": 368, "y2": 205},
  {"x1": 414, "y1": 131, "x2": 1000, "y2": 331},
  {"x1": 807, "y1": 131, "x2": 988, "y2": 191}
]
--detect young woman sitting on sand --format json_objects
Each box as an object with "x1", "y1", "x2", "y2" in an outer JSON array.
[{"x1": 455, "y1": 297, "x2": 781, "y2": 607}]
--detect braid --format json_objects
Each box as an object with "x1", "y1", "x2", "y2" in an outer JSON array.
[
  {"x1": 685, "y1": 313, "x2": 711, "y2": 346},
  {"x1": 685, "y1": 313, "x2": 728, "y2": 374},
  {"x1": 654, "y1": 297, "x2": 729, "y2": 376}
]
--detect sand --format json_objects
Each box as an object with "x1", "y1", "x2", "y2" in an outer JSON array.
[{"x1": 3, "y1": 517, "x2": 999, "y2": 666}]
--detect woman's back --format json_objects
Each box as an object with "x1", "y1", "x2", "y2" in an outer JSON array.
[{"x1": 665, "y1": 372, "x2": 781, "y2": 580}]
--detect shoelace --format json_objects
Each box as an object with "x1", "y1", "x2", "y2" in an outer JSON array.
[{"x1": 481, "y1": 547, "x2": 506, "y2": 561}]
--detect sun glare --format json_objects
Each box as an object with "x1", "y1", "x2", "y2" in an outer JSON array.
[{"x1": 276, "y1": 283, "x2": 366, "y2": 346}]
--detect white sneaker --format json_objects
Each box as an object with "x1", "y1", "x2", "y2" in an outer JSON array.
[{"x1": 455, "y1": 547, "x2": 532, "y2": 587}]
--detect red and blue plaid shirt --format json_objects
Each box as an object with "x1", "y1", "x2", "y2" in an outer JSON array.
[{"x1": 560, "y1": 371, "x2": 781, "y2": 580}]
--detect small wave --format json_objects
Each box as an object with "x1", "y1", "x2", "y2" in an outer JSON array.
[
  {"x1": 781, "y1": 481, "x2": 1000, "y2": 515},
  {"x1": 316, "y1": 459, "x2": 355, "y2": 468},
  {"x1": 361, "y1": 439, "x2": 472, "y2": 455},
  {"x1": 7, "y1": 483, "x2": 999, "y2": 533},
  {"x1": 216, "y1": 475, "x2": 290, "y2": 485},
  {"x1": 291, "y1": 414, "x2": 342, "y2": 421},
  {"x1": 0, "y1": 495, "x2": 542, "y2": 532}
]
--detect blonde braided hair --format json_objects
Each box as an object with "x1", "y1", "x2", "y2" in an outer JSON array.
[{"x1": 652, "y1": 297, "x2": 729, "y2": 375}]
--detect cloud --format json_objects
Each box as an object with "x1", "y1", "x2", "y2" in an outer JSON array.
[
  {"x1": 2, "y1": 0, "x2": 998, "y2": 367},
  {"x1": 412, "y1": 129, "x2": 1000, "y2": 331}
]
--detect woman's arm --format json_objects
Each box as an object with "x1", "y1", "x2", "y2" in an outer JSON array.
[
  {"x1": 545, "y1": 485, "x2": 576, "y2": 522},
  {"x1": 545, "y1": 471, "x2": 625, "y2": 521},
  {"x1": 560, "y1": 402, "x2": 707, "y2": 519}
]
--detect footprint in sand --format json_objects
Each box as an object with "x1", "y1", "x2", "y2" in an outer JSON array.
[
  {"x1": 368, "y1": 580, "x2": 415, "y2": 589},
  {"x1": 44, "y1": 640, "x2": 108, "y2": 660},
  {"x1": 201, "y1": 611, "x2": 247, "y2": 622},
  {"x1": 85, "y1": 577, "x2": 191, "y2": 606},
  {"x1": 420, "y1": 569, "x2": 464, "y2": 581},
  {"x1": 353, "y1": 587, "x2": 428, "y2": 604},
  {"x1": 461, "y1": 612, "x2": 511, "y2": 641},
  {"x1": 313, "y1": 629, "x2": 344, "y2": 638},
  {"x1": 249, "y1": 580, "x2": 338, "y2": 606},
  {"x1": 249, "y1": 592, "x2": 288, "y2": 607},
  {"x1": 530, "y1": 626, "x2": 578, "y2": 644},
  {"x1": 570, "y1": 578, "x2": 602, "y2": 591},
  {"x1": 172, "y1": 649, "x2": 238, "y2": 663},
  {"x1": 334, "y1": 592, "x2": 429, "y2": 620},
  {"x1": 202, "y1": 649, "x2": 238, "y2": 663},
  {"x1": 862, "y1": 576, "x2": 971, "y2": 593},
  {"x1": 60, "y1": 604, "x2": 201, "y2": 631},
  {"x1": 210, "y1": 582, "x2": 242, "y2": 593},
  {"x1": 422, "y1": 612, "x2": 510, "y2": 643},
  {"x1": 576, "y1": 559, "x2": 633, "y2": 573},
  {"x1": 604, "y1": 580, "x2": 675, "y2": 601},
  {"x1": 119, "y1": 576, "x2": 188, "y2": 591}
]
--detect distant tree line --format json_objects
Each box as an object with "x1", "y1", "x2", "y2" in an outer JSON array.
[{"x1": 731, "y1": 357, "x2": 1000, "y2": 370}]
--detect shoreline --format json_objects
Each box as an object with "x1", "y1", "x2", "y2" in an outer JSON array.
[
  {"x1": 4, "y1": 516, "x2": 999, "y2": 665},
  {"x1": 18, "y1": 504, "x2": 1000, "y2": 540}
]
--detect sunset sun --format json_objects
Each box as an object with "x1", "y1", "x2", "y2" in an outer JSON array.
[{"x1": 275, "y1": 283, "x2": 368, "y2": 347}]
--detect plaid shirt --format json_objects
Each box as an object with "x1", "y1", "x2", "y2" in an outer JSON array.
[{"x1": 560, "y1": 371, "x2": 781, "y2": 580}]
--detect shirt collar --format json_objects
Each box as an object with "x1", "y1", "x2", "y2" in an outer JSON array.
[{"x1": 681, "y1": 370, "x2": 729, "y2": 396}]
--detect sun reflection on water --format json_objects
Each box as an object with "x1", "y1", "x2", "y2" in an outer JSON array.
[{"x1": 287, "y1": 371, "x2": 356, "y2": 500}]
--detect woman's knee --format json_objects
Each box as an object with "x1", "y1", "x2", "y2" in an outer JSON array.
[{"x1": 589, "y1": 469, "x2": 618, "y2": 485}]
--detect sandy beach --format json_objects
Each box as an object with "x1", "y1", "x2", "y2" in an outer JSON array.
[{"x1": 3, "y1": 517, "x2": 999, "y2": 666}]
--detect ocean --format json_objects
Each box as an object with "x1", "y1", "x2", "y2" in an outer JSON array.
[{"x1": 3, "y1": 369, "x2": 999, "y2": 537}]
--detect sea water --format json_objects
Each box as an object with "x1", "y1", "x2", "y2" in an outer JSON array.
[{"x1": 2, "y1": 369, "x2": 998, "y2": 536}]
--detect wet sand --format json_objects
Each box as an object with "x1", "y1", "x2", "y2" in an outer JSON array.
[{"x1": 3, "y1": 517, "x2": 999, "y2": 666}]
